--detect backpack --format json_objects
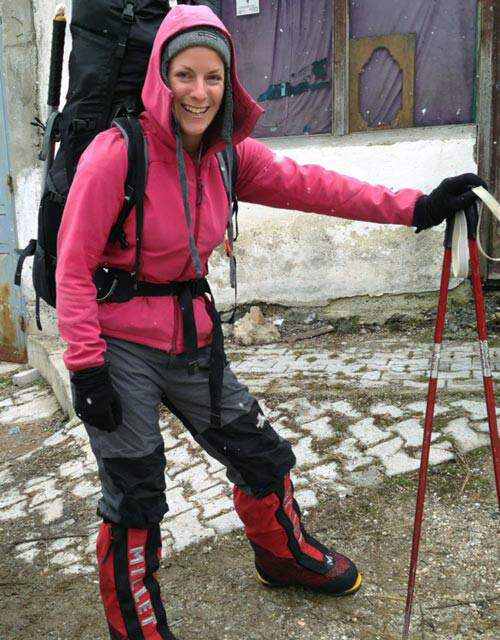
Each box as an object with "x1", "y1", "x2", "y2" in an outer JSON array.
[{"x1": 14, "y1": 0, "x2": 236, "y2": 329}]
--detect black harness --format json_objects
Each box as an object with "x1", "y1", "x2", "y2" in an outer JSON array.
[{"x1": 94, "y1": 269, "x2": 225, "y2": 426}]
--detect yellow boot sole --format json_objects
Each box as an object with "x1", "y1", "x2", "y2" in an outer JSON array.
[{"x1": 256, "y1": 570, "x2": 363, "y2": 597}]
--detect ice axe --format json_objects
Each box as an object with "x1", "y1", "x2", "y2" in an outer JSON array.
[
  {"x1": 402, "y1": 201, "x2": 500, "y2": 639},
  {"x1": 39, "y1": 4, "x2": 66, "y2": 181},
  {"x1": 16, "y1": 5, "x2": 66, "y2": 305}
]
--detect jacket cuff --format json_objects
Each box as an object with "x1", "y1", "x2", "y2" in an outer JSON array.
[
  {"x1": 71, "y1": 364, "x2": 109, "y2": 384},
  {"x1": 412, "y1": 194, "x2": 432, "y2": 231}
]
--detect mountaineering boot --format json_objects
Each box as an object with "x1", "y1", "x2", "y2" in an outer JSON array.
[
  {"x1": 96, "y1": 522, "x2": 178, "y2": 639},
  {"x1": 233, "y1": 474, "x2": 362, "y2": 596}
]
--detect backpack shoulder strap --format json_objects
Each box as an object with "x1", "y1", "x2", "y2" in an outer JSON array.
[{"x1": 109, "y1": 114, "x2": 148, "y2": 275}]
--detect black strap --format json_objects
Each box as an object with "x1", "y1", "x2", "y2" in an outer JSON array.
[
  {"x1": 128, "y1": 115, "x2": 146, "y2": 275},
  {"x1": 178, "y1": 285, "x2": 200, "y2": 374},
  {"x1": 14, "y1": 239, "x2": 37, "y2": 286},
  {"x1": 39, "y1": 111, "x2": 61, "y2": 162},
  {"x1": 65, "y1": 117, "x2": 98, "y2": 186},
  {"x1": 144, "y1": 526, "x2": 172, "y2": 638},
  {"x1": 35, "y1": 294, "x2": 42, "y2": 332},
  {"x1": 15, "y1": 239, "x2": 43, "y2": 330},
  {"x1": 111, "y1": 526, "x2": 146, "y2": 639},
  {"x1": 135, "y1": 279, "x2": 207, "y2": 297},
  {"x1": 108, "y1": 118, "x2": 136, "y2": 249},
  {"x1": 206, "y1": 286, "x2": 225, "y2": 427},
  {"x1": 108, "y1": 115, "x2": 147, "y2": 276},
  {"x1": 221, "y1": 145, "x2": 239, "y2": 239},
  {"x1": 99, "y1": 1, "x2": 136, "y2": 132},
  {"x1": 274, "y1": 482, "x2": 332, "y2": 575}
]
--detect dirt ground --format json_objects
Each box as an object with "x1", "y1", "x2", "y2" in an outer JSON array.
[{"x1": 1, "y1": 297, "x2": 499, "y2": 640}]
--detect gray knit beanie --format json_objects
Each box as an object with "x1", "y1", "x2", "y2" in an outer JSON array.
[{"x1": 161, "y1": 27, "x2": 231, "y2": 85}]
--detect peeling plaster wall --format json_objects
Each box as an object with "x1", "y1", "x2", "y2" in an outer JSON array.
[
  {"x1": 0, "y1": 0, "x2": 42, "y2": 331},
  {"x1": 0, "y1": 0, "x2": 39, "y2": 253},
  {"x1": 5, "y1": 2, "x2": 477, "y2": 330},
  {"x1": 0, "y1": 0, "x2": 39, "y2": 176}
]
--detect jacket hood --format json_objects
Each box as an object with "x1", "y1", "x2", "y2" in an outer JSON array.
[{"x1": 141, "y1": 5, "x2": 263, "y2": 150}]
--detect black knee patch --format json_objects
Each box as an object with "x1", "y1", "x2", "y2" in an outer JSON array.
[
  {"x1": 196, "y1": 401, "x2": 295, "y2": 496},
  {"x1": 102, "y1": 444, "x2": 168, "y2": 528}
]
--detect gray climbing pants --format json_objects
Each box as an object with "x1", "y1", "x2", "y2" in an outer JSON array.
[{"x1": 80, "y1": 337, "x2": 295, "y2": 527}]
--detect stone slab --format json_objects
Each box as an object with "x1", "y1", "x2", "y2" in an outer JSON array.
[
  {"x1": 349, "y1": 417, "x2": 388, "y2": 446},
  {"x1": 12, "y1": 368, "x2": 40, "y2": 387}
]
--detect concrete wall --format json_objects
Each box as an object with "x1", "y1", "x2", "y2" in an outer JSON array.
[
  {"x1": 0, "y1": 0, "x2": 39, "y2": 228},
  {"x1": 0, "y1": 0, "x2": 39, "y2": 171},
  {"x1": 3, "y1": 1, "x2": 477, "y2": 331}
]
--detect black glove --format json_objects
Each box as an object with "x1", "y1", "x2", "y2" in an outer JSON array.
[
  {"x1": 72, "y1": 365, "x2": 122, "y2": 431},
  {"x1": 412, "y1": 173, "x2": 487, "y2": 233}
]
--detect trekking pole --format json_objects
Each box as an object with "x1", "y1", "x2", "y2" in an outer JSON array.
[
  {"x1": 401, "y1": 218, "x2": 453, "y2": 640},
  {"x1": 402, "y1": 204, "x2": 500, "y2": 639},
  {"x1": 39, "y1": 4, "x2": 66, "y2": 183},
  {"x1": 465, "y1": 206, "x2": 500, "y2": 502}
]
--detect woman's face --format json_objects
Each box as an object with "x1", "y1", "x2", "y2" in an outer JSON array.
[{"x1": 167, "y1": 46, "x2": 225, "y2": 154}]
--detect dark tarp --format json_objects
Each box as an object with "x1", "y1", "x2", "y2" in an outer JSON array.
[{"x1": 221, "y1": 0, "x2": 332, "y2": 137}]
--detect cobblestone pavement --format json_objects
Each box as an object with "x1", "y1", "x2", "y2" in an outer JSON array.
[{"x1": 0, "y1": 338, "x2": 498, "y2": 577}]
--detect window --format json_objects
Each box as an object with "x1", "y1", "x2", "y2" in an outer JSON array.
[
  {"x1": 221, "y1": 0, "x2": 478, "y2": 137},
  {"x1": 349, "y1": 0, "x2": 478, "y2": 130}
]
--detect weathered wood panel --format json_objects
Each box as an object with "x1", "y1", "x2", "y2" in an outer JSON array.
[
  {"x1": 349, "y1": 33, "x2": 415, "y2": 133},
  {"x1": 333, "y1": 0, "x2": 349, "y2": 136}
]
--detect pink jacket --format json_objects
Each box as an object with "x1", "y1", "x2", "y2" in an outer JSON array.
[{"x1": 56, "y1": 5, "x2": 421, "y2": 372}]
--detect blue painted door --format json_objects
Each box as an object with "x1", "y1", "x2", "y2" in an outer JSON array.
[{"x1": 0, "y1": 19, "x2": 27, "y2": 362}]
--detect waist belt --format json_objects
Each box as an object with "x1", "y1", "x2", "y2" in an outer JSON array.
[{"x1": 93, "y1": 266, "x2": 225, "y2": 427}]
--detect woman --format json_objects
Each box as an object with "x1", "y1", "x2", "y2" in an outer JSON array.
[{"x1": 56, "y1": 5, "x2": 485, "y2": 639}]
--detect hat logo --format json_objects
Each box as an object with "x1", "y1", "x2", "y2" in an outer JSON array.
[{"x1": 197, "y1": 30, "x2": 218, "y2": 40}]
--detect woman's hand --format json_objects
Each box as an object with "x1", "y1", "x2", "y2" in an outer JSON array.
[
  {"x1": 412, "y1": 173, "x2": 487, "y2": 233},
  {"x1": 72, "y1": 365, "x2": 122, "y2": 431}
]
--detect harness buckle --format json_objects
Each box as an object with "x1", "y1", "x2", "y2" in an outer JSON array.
[
  {"x1": 70, "y1": 118, "x2": 96, "y2": 133},
  {"x1": 187, "y1": 360, "x2": 199, "y2": 375},
  {"x1": 122, "y1": 1, "x2": 135, "y2": 24}
]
